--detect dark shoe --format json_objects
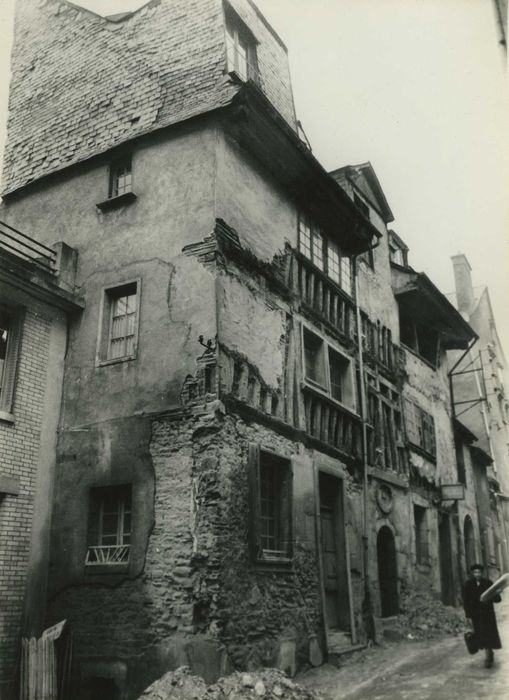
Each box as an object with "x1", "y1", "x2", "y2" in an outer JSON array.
[{"x1": 485, "y1": 651, "x2": 494, "y2": 668}]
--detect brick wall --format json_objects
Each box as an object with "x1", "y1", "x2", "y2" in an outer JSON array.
[
  {"x1": 3, "y1": 0, "x2": 296, "y2": 195},
  {"x1": 0, "y1": 308, "x2": 51, "y2": 683}
]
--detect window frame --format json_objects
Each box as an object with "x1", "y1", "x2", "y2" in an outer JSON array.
[
  {"x1": 298, "y1": 214, "x2": 353, "y2": 296},
  {"x1": 404, "y1": 398, "x2": 436, "y2": 460},
  {"x1": 353, "y1": 192, "x2": 374, "y2": 270},
  {"x1": 109, "y1": 155, "x2": 133, "y2": 200},
  {"x1": 224, "y1": 4, "x2": 258, "y2": 83},
  {"x1": 301, "y1": 323, "x2": 357, "y2": 413},
  {"x1": 365, "y1": 375, "x2": 405, "y2": 472},
  {"x1": 248, "y1": 444, "x2": 293, "y2": 565},
  {"x1": 399, "y1": 306, "x2": 440, "y2": 368},
  {"x1": 96, "y1": 278, "x2": 141, "y2": 367},
  {"x1": 413, "y1": 504, "x2": 430, "y2": 565},
  {"x1": 86, "y1": 484, "x2": 132, "y2": 570},
  {"x1": 0, "y1": 306, "x2": 24, "y2": 423}
]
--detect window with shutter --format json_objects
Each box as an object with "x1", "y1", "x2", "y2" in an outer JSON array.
[
  {"x1": 248, "y1": 445, "x2": 292, "y2": 563},
  {"x1": 404, "y1": 399, "x2": 436, "y2": 459},
  {"x1": 0, "y1": 307, "x2": 24, "y2": 419}
]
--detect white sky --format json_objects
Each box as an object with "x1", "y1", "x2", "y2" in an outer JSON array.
[{"x1": 0, "y1": 0, "x2": 508, "y2": 346}]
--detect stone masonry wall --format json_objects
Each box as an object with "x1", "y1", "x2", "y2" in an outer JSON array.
[
  {"x1": 46, "y1": 401, "x2": 340, "y2": 698},
  {"x1": 0, "y1": 308, "x2": 51, "y2": 683}
]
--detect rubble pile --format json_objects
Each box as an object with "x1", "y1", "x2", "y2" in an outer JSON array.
[
  {"x1": 395, "y1": 590, "x2": 465, "y2": 639},
  {"x1": 140, "y1": 667, "x2": 323, "y2": 700}
]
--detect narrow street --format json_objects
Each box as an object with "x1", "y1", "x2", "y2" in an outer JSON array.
[{"x1": 300, "y1": 598, "x2": 509, "y2": 700}]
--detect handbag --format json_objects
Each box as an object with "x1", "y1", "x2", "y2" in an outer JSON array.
[{"x1": 464, "y1": 630, "x2": 479, "y2": 655}]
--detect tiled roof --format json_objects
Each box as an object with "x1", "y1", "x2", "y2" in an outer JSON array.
[{"x1": 2, "y1": 0, "x2": 296, "y2": 195}]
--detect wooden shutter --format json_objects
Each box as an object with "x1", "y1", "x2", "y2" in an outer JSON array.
[
  {"x1": 0, "y1": 311, "x2": 24, "y2": 415},
  {"x1": 247, "y1": 443, "x2": 261, "y2": 561}
]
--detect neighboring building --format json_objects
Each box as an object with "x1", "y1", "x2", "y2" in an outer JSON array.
[
  {"x1": 0, "y1": 1, "x2": 502, "y2": 698},
  {"x1": 449, "y1": 254, "x2": 509, "y2": 575},
  {"x1": 0, "y1": 220, "x2": 81, "y2": 696},
  {"x1": 492, "y1": 0, "x2": 507, "y2": 50}
]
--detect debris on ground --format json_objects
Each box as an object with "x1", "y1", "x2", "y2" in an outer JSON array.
[
  {"x1": 393, "y1": 589, "x2": 465, "y2": 640},
  {"x1": 141, "y1": 667, "x2": 324, "y2": 700}
]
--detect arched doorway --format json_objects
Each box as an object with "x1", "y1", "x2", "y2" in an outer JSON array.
[
  {"x1": 464, "y1": 516, "x2": 476, "y2": 573},
  {"x1": 377, "y1": 526, "x2": 399, "y2": 617}
]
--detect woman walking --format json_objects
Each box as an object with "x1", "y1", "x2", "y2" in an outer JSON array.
[{"x1": 463, "y1": 563, "x2": 502, "y2": 668}]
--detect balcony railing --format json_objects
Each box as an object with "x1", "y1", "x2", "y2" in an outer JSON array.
[
  {"x1": 0, "y1": 219, "x2": 57, "y2": 274},
  {"x1": 303, "y1": 386, "x2": 362, "y2": 458},
  {"x1": 289, "y1": 252, "x2": 356, "y2": 342},
  {"x1": 85, "y1": 544, "x2": 130, "y2": 566}
]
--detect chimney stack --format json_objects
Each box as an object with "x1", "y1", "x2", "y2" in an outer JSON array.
[{"x1": 451, "y1": 254, "x2": 475, "y2": 316}]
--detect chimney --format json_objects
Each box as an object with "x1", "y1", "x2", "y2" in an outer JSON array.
[{"x1": 451, "y1": 254, "x2": 475, "y2": 315}]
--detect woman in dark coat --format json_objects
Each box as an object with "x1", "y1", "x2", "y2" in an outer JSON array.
[{"x1": 463, "y1": 563, "x2": 502, "y2": 668}]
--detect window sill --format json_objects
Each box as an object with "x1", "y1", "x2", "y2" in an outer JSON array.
[
  {"x1": 255, "y1": 555, "x2": 293, "y2": 571},
  {"x1": 408, "y1": 442, "x2": 437, "y2": 464},
  {"x1": 96, "y1": 191, "x2": 137, "y2": 212},
  {"x1": 85, "y1": 563, "x2": 130, "y2": 575},
  {"x1": 96, "y1": 354, "x2": 137, "y2": 368},
  {"x1": 0, "y1": 410, "x2": 14, "y2": 424}
]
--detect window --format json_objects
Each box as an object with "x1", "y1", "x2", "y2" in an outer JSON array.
[
  {"x1": 455, "y1": 435, "x2": 466, "y2": 485},
  {"x1": 298, "y1": 216, "x2": 352, "y2": 294},
  {"x1": 353, "y1": 193, "x2": 374, "y2": 270},
  {"x1": 353, "y1": 192, "x2": 369, "y2": 219},
  {"x1": 0, "y1": 307, "x2": 23, "y2": 419},
  {"x1": 404, "y1": 399, "x2": 436, "y2": 458},
  {"x1": 109, "y1": 157, "x2": 132, "y2": 199},
  {"x1": 399, "y1": 306, "x2": 439, "y2": 366},
  {"x1": 96, "y1": 281, "x2": 140, "y2": 365},
  {"x1": 366, "y1": 378, "x2": 405, "y2": 472},
  {"x1": 414, "y1": 505, "x2": 429, "y2": 564},
  {"x1": 304, "y1": 327, "x2": 326, "y2": 386},
  {"x1": 248, "y1": 445, "x2": 292, "y2": 562},
  {"x1": 225, "y1": 7, "x2": 257, "y2": 82},
  {"x1": 86, "y1": 485, "x2": 131, "y2": 567},
  {"x1": 302, "y1": 326, "x2": 356, "y2": 410}
]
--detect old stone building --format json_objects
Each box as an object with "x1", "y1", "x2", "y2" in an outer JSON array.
[
  {"x1": 0, "y1": 1, "x2": 507, "y2": 698},
  {"x1": 449, "y1": 254, "x2": 509, "y2": 576},
  {"x1": 0, "y1": 220, "x2": 81, "y2": 697}
]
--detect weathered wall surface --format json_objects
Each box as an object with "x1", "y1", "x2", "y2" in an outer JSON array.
[
  {"x1": 4, "y1": 0, "x2": 297, "y2": 196},
  {"x1": 0, "y1": 299, "x2": 61, "y2": 685},
  {"x1": 2, "y1": 124, "x2": 220, "y2": 428},
  {"x1": 216, "y1": 132, "x2": 296, "y2": 261},
  {"x1": 403, "y1": 349, "x2": 456, "y2": 486},
  {"x1": 47, "y1": 403, "x2": 364, "y2": 697}
]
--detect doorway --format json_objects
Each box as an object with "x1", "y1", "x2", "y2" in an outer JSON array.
[
  {"x1": 463, "y1": 515, "x2": 476, "y2": 573},
  {"x1": 319, "y1": 472, "x2": 350, "y2": 632},
  {"x1": 439, "y1": 513, "x2": 455, "y2": 605},
  {"x1": 377, "y1": 526, "x2": 399, "y2": 617}
]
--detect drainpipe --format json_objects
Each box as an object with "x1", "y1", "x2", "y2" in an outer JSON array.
[{"x1": 353, "y1": 239, "x2": 380, "y2": 640}]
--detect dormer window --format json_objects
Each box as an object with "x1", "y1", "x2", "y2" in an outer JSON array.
[
  {"x1": 97, "y1": 154, "x2": 136, "y2": 211},
  {"x1": 225, "y1": 6, "x2": 257, "y2": 82}
]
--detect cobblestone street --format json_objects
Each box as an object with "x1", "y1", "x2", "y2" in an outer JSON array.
[{"x1": 300, "y1": 598, "x2": 509, "y2": 700}]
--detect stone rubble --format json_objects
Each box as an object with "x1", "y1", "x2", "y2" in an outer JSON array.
[
  {"x1": 140, "y1": 667, "x2": 324, "y2": 700},
  {"x1": 393, "y1": 589, "x2": 466, "y2": 640}
]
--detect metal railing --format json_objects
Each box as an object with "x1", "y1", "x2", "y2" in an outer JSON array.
[
  {"x1": 85, "y1": 544, "x2": 130, "y2": 566},
  {"x1": 0, "y1": 219, "x2": 57, "y2": 274}
]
